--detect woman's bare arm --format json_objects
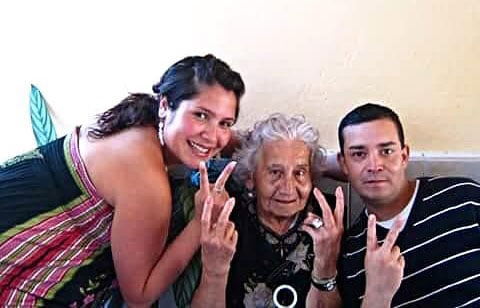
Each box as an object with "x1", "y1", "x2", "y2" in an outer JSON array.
[{"x1": 82, "y1": 127, "x2": 201, "y2": 306}]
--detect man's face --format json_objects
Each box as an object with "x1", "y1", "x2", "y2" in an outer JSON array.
[
  {"x1": 339, "y1": 119, "x2": 409, "y2": 206},
  {"x1": 250, "y1": 140, "x2": 312, "y2": 223}
]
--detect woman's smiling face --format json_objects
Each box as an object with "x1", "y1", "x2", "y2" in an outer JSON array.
[{"x1": 162, "y1": 83, "x2": 237, "y2": 169}]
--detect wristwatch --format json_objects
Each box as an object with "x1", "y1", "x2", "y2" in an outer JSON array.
[{"x1": 311, "y1": 272, "x2": 337, "y2": 292}]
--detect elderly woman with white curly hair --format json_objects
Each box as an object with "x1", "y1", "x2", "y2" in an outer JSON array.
[{"x1": 191, "y1": 113, "x2": 345, "y2": 308}]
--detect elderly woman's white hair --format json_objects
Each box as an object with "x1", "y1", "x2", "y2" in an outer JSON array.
[{"x1": 233, "y1": 113, "x2": 326, "y2": 183}]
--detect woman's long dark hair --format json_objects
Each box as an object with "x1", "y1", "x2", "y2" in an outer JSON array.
[{"x1": 88, "y1": 54, "x2": 245, "y2": 139}]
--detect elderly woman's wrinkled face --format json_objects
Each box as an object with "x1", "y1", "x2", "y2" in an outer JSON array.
[{"x1": 251, "y1": 139, "x2": 313, "y2": 222}]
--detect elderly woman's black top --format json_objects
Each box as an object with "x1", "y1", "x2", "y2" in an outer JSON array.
[
  {"x1": 225, "y1": 180, "x2": 336, "y2": 308},
  {"x1": 167, "y1": 158, "x2": 336, "y2": 308}
]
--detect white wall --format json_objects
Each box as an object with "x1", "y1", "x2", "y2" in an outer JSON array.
[{"x1": 1, "y1": 0, "x2": 479, "y2": 162}]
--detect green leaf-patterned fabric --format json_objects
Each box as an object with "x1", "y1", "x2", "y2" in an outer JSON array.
[{"x1": 30, "y1": 84, "x2": 57, "y2": 146}]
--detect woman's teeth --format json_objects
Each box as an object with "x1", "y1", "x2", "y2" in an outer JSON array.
[{"x1": 189, "y1": 141, "x2": 209, "y2": 154}]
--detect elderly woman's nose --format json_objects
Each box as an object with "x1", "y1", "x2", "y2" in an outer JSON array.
[{"x1": 279, "y1": 174, "x2": 296, "y2": 192}]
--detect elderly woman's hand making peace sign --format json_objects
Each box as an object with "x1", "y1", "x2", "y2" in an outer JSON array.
[
  {"x1": 301, "y1": 186, "x2": 345, "y2": 280},
  {"x1": 190, "y1": 162, "x2": 239, "y2": 308},
  {"x1": 200, "y1": 196, "x2": 238, "y2": 277},
  {"x1": 193, "y1": 161, "x2": 237, "y2": 223}
]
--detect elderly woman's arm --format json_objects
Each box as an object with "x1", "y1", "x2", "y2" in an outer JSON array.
[
  {"x1": 302, "y1": 187, "x2": 344, "y2": 308},
  {"x1": 306, "y1": 288, "x2": 341, "y2": 308},
  {"x1": 191, "y1": 272, "x2": 229, "y2": 308},
  {"x1": 191, "y1": 198, "x2": 238, "y2": 308}
]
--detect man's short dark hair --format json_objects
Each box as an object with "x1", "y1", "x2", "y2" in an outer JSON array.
[{"x1": 338, "y1": 103, "x2": 405, "y2": 154}]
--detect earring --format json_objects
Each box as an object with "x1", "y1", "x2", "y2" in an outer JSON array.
[
  {"x1": 158, "y1": 103, "x2": 167, "y2": 146},
  {"x1": 247, "y1": 189, "x2": 256, "y2": 199},
  {"x1": 158, "y1": 120, "x2": 165, "y2": 145}
]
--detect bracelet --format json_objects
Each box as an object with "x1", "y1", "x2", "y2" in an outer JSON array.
[{"x1": 311, "y1": 272, "x2": 337, "y2": 292}]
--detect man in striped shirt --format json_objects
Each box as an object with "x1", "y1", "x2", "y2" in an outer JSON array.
[{"x1": 336, "y1": 103, "x2": 480, "y2": 307}]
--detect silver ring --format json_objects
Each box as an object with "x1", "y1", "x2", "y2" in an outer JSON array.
[{"x1": 312, "y1": 218, "x2": 324, "y2": 229}]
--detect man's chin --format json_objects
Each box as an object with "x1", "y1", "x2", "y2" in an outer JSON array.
[{"x1": 359, "y1": 190, "x2": 393, "y2": 205}]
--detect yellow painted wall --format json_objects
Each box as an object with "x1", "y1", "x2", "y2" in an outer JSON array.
[{"x1": 1, "y1": 0, "x2": 479, "y2": 161}]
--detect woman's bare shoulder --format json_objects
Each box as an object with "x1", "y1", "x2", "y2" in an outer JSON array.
[
  {"x1": 79, "y1": 126, "x2": 168, "y2": 205},
  {"x1": 80, "y1": 126, "x2": 161, "y2": 160}
]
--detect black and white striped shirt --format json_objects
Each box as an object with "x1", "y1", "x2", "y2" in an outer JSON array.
[{"x1": 339, "y1": 176, "x2": 480, "y2": 308}]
